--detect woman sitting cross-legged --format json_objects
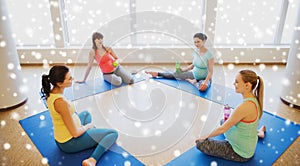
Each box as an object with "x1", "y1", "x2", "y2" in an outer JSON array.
[
  {"x1": 146, "y1": 33, "x2": 214, "y2": 92},
  {"x1": 41, "y1": 65, "x2": 118, "y2": 166},
  {"x1": 195, "y1": 69, "x2": 266, "y2": 162}
]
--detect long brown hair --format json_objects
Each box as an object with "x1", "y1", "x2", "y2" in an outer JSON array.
[
  {"x1": 92, "y1": 32, "x2": 106, "y2": 52},
  {"x1": 239, "y1": 70, "x2": 264, "y2": 119}
]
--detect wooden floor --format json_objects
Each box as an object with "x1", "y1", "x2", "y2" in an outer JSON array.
[{"x1": 0, "y1": 64, "x2": 299, "y2": 166}]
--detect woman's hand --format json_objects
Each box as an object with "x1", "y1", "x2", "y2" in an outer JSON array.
[
  {"x1": 199, "y1": 82, "x2": 208, "y2": 91},
  {"x1": 83, "y1": 123, "x2": 94, "y2": 131},
  {"x1": 181, "y1": 64, "x2": 193, "y2": 72},
  {"x1": 179, "y1": 66, "x2": 185, "y2": 72}
]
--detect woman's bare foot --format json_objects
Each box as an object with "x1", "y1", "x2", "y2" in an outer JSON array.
[
  {"x1": 145, "y1": 71, "x2": 158, "y2": 77},
  {"x1": 257, "y1": 125, "x2": 266, "y2": 139},
  {"x1": 82, "y1": 157, "x2": 96, "y2": 166},
  {"x1": 186, "y1": 78, "x2": 197, "y2": 84}
]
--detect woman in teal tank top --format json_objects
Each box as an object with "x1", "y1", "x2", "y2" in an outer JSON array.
[
  {"x1": 146, "y1": 33, "x2": 214, "y2": 92},
  {"x1": 195, "y1": 70, "x2": 266, "y2": 162}
]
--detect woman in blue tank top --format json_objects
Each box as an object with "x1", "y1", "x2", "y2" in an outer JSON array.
[{"x1": 195, "y1": 69, "x2": 266, "y2": 162}]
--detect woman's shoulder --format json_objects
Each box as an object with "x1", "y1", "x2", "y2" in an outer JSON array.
[
  {"x1": 88, "y1": 49, "x2": 97, "y2": 60},
  {"x1": 48, "y1": 93, "x2": 64, "y2": 100},
  {"x1": 49, "y1": 93, "x2": 63, "y2": 98},
  {"x1": 105, "y1": 47, "x2": 113, "y2": 52},
  {"x1": 244, "y1": 98, "x2": 259, "y2": 109},
  {"x1": 88, "y1": 49, "x2": 96, "y2": 56},
  {"x1": 89, "y1": 49, "x2": 96, "y2": 55},
  {"x1": 237, "y1": 99, "x2": 258, "y2": 114},
  {"x1": 53, "y1": 96, "x2": 67, "y2": 105},
  {"x1": 47, "y1": 93, "x2": 65, "y2": 105},
  {"x1": 205, "y1": 49, "x2": 214, "y2": 59},
  {"x1": 51, "y1": 94, "x2": 69, "y2": 105}
]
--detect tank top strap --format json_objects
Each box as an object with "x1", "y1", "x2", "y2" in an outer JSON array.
[{"x1": 240, "y1": 98, "x2": 259, "y2": 123}]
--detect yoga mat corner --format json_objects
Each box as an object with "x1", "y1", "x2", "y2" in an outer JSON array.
[{"x1": 19, "y1": 110, "x2": 145, "y2": 166}]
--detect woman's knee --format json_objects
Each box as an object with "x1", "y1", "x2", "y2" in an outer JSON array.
[
  {"x1": 78, "y1": 111, "x2": 92, "y2": 124},
  {"x1": 81, "y1": 110, "x2": 90, "y2": 116},
  {"x1": 196, "y1": 139, "x2": 210, "y2": 153},
  {"x1": 108, "y1": 129, "x2": 118, "y2": 139},
  {"x1": 111, "y1": 77, "x2": 122, "y2": 86},
  {"x1": 196, "y1": 140, "x2": 205, "y2": 152}
]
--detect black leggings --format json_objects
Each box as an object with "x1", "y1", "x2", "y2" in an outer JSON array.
[{"x1": 196, "y1": 138, "x2": 251, "y2": 162}]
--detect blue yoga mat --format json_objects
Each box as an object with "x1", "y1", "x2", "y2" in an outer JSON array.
[
  {"x1": 19, "y1": 111, "x2": 145, "y2": 166},
  {"x1": 153, "y1": 78, "x2": 242, "y2": 108},
  {"x1": 153, "y1": 78, "x2": 300, "y2": 165},
  {"x1": 166, "y1": 111, "x2": 300, "y2": 166},
  {"x1": 64, "y1": 76, "x2": 144, "y2": 101}
]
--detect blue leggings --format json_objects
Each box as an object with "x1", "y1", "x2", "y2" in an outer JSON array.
[{"x1": 56, "y1": 111, "x2": 118, "y2": 161}]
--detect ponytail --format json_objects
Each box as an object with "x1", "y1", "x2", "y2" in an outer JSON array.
[
  {"x1": 240, "y1": 70, "x2": 264, "y2": 119},
  {"x1": 40, "y1": 65, "x2": 69, "y2": 100},
  {"x1": 41, "y1": 74, "x2": 51, "y2": 99},
  {"x1": 255, "y1": 76, "x2": 264, "y2": 119}
]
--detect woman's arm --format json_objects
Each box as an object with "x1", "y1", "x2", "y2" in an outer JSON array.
[
  {"x1": 181, "y1": 63, "x2": 194, "y2": 72},
  {"x1": 54, "y1": 98, "x2": 92, "y2": 138},
  {"x1": 107, "y1": 47, "x2": 118, "y2": 60},
  {"x1": 204, "y1": 58, "x2": 214, "y2": 83},
  {"x1": 197, "y1": 104, "x2": 247, "y2": 140},
  {"x1": 76, "y1": 50, "x2": 95, "y2": 83},
  {"x1": 199, "y1": 58, "x2": 214, "y2": 91}
]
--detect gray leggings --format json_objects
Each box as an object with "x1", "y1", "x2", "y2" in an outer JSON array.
[
  {"x1": 196, "y1": 138, "x2": 250, "y2": 162},
  {"x1": 103, "y1": 65, "x2": 133, "y2": 86},
  {"x1": 158, "y1": 71, "x2": 211, "y2": 89},
  {"x1": 158, "y1": 71, "x2": 195, "y2": 80}
]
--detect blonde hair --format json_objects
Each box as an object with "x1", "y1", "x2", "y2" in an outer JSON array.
[{"x1": 239, "y1": 70, "x2": 264, "y2": 119}]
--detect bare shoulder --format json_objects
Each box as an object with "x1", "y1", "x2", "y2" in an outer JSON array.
[
  {"x1": 53, "y1": 97, "x2": 67, "y2": 107},
  {"x1": 53, "y1": 97, "x2": 69, "y2": 113},
  {"x1": 88, "y1": 49, "x2": 96, "y2": 59},
  {"x1": 106, "y1": 47, "x2": 113, "y2": 52},
  {"x1": 89, "y1": 49, "x2": 95, "y2": 56},
  {"x1": 53, "y1": 97, "x2": 63, "y2": 104},
  {"x1": 243, "y1": 100, "x2": 257, "y2": 110},
  {"x1": 235, "y1": 101, "x2": 257, "y2": 116}
]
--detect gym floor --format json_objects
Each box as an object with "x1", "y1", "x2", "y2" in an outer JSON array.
[{"x1": 0, "y1": 64, "x2": 299, "y2": 166}]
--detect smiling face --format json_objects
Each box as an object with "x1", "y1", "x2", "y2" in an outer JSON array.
[
  {"x1": 233, "y1": 73, "x2": 247, "y2": 94},
  {"x1": 194, "y1": 37, "x2": 205, "y2": 49},
  {"x1": 94, "y1": 38, "x2": 103, "y2": 49}
]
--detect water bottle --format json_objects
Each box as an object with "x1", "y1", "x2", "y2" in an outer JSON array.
[
  {"x1": 224, "y1": 104, "x2": 231, "y2": 122},
  {"x1": 176, "y1": 61, "x2": 181, "y2": 74}
]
